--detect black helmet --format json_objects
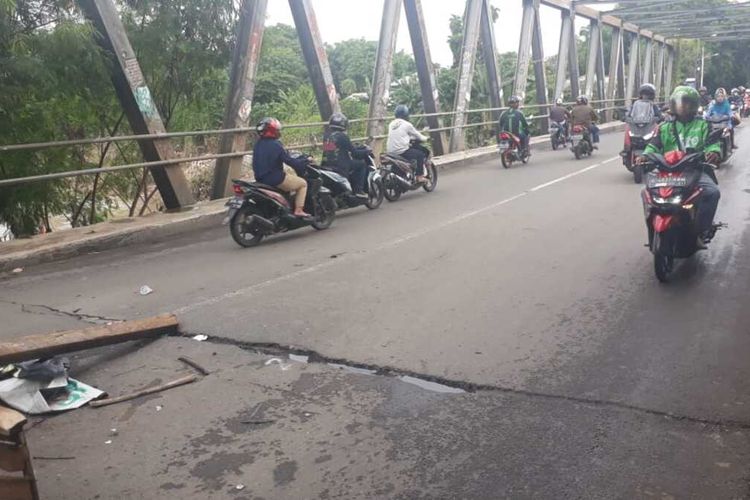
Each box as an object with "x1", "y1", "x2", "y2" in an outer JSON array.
[
  {"x1": 328, "y1": 112, "x2": 349, "y2": 130},
  {"x1": 639, "y1": 83, "x2": 656, "y2": 100},
  {"x1": 576, "y1": 95, "x2": 588, "y2": 105},
  {"x1": 508, "y1": 95, "x2": 520, "y2": 105},
  {"x1": 394, "y1": 105, "x2": 410, "y2": 119},
  {"x1": 699, "y1": 86, "x2": 708, "y2": 94}
]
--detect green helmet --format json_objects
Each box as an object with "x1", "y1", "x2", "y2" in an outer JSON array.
[{"x1": 670, "y1": 86, "x2": 699, "y2": 118}]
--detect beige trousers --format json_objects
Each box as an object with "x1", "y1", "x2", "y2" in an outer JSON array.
[{"x1": 276, "y1": 168, "x2": 308, "y2": 210}]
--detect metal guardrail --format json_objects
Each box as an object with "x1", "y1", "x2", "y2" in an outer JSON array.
[{"x1": 0, "y1": 97, "x2": 648, "y2": 188}]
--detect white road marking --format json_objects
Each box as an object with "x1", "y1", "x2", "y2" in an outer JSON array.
[{"x1": 176, "y1": 155, "x2": 621, "y2": 314}]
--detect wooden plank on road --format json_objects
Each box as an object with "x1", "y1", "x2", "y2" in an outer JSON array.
[{"x1": 0, "y1": 314, "x2": 178, "y2": 364}]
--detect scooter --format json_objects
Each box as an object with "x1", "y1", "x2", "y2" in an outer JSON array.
[
  {"x1": 622, "y1": 120, "x2": 659, "y2": 184},
  {"x1": 549, "y1": 121, "x2": 568, "y2": 150},
  {"x1": 224, "y1": 160, "x2": 336, "y2": 248},
  {"x1": 706, "y1": 115, "x2": 733, "y2": 164},
  {"x1": 497, "y1": 131, "x2": 530, "y2": 168},
  {"x1": 641, "y1": 151, "x2": 724, "y2": 282},
  {"x1": 570, "y1": 125, "x2": 593, "y2": 159},
  {"x1": 379, "y1": 141, "x2": 438, "y2": 202},
  {"x1": 319, "y1": 151, "x2": 384, "y2": 211}
]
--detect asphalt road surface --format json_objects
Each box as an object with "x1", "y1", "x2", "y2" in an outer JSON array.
[{"x1": 3, "y1": 129, "x2": 750, "y2": 498}]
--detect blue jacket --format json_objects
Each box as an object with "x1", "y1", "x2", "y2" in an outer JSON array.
[
  {"x1": 706, "y1": 100, "x2": 732, "y2": 119},
  {"x1": 252, "y1": 138, "x2": 308, "y2": 186}
]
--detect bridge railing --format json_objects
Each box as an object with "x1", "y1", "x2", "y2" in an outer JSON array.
[{"x1": 0, "y1": 96, "x2": 658, "y2": 189}]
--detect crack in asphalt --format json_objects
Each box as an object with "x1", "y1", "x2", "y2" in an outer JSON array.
[
  {"x1": 0, "y1": 299, "x2": 123, "y2": 325},
  {"x1": 184, "y1": 331, "x2": 750, "y2": 432}
]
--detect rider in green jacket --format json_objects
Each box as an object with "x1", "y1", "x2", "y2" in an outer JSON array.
[{"x1": 640, "y1": 86, "x2": 721, "y2": 248}]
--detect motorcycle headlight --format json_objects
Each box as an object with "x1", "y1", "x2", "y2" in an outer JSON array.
[{"x1": 652, "y1": 194, "x2": 683, "y2": 205}]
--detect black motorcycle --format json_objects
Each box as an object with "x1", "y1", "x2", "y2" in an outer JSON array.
[
  {"x1": 380, "y1": 142, "x2": 438, "y2": 202},
  {"x1": 706, "y1": 115, "x2": 733, "y2": 164},
  {"x1": 570, "y1": 125, "x2": 593, "y2": 159},
  {"x1": 622, "y1": 108, "x2": 660, "y2": 184},
  {"x1": 319, "y1": 151, "x2": 384, "y2": 211},
  {"x1": 224, "y1": 161, "x2": 336, "y2": 248},
  {"x1": 641, "y1": 151, "x2": 723, "y2": 282},
  {"x1": 549, "y1": 120, "x2": 568, "y2": 150}
]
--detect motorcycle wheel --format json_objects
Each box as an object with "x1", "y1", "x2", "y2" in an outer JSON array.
[
  {"x1": 501, "y1": 151, "x2": 512, "y2": 168},
  {"x1": 383, "y1": 172, "x2": 402, "y2": 202},
  {"x1": 311, "y1": 193, "x2": 336, "y2": 230},
  {"x1": 633, "y1": 164, "x2": 643, "y2": 184},
  {"x1": 229, "y1": 206, "x2": 265, "y2": 248},
  {"x1": 521, "y1": 150, "x2": 530, "y2": 164},
  {"x1": 365, "y1": 178, "x2": 384, "y2": 209},
  {"x1": 551, "y1": 139, "x2": 558, "y2": 151},
  {"x1": 574, "y1": 147, "x2": 581, "y2": 160},
  {"x1": 423, "y1": 162, "x2": 438, "y2": 192},
  {"x1": 654, "y1": 253, "x2": 674, "y2": 283}
]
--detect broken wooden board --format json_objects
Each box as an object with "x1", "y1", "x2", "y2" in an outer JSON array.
[
  {"x1": 0, "y1": 407, "x2": 25, "y2": 438},
  {"x1": 0, "y1": 314, "x2": 178, "y2": 364}
]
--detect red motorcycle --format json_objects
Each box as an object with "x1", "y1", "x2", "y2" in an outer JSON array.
[
  {"x1": 641, "y1": 151, "x2": 723, "y2": 282},
  {"x1": 497, "y1": 131, "x2": 529, "y2": 168}
]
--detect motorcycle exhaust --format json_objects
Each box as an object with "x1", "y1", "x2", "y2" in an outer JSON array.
[
  {"x1": 393, "y1": 174, "x2": 412, "y2": 189},
  {"x1": 249, "y1": 214, "x2": 275, "y2": 232}
]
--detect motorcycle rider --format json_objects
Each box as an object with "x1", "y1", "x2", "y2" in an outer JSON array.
[
  {"x1": 570, "y1": 95, "x2": 599, "y2": 149},
  {"x1": 386, "y1": 104, "x2": 430, "y2": 183},
  {"x1": 252, "y1": 117, "x2": 311, "y2": 218},
  {"x1": 498, "y1": 95, "x2": 530, "y2": 154},
  {"x1": 322, "y1": 112, "x2": 368, "y2": 198},
  {"x1": 621, "y1": 84, "x2": 663, "y2": 159},
  {"x1": 706, "y1": 88, "x2": 737, "y2": 149},
  {"x1": 638, "y1": 86, "x2": 721, "y2": 249},
  {"x1": 549, "y1": 97, "x2": 570, "y2": 139},
  {"x1": 698, "y1": 86, "x2": 712, "y2": 108},
  {"x1": 729, "y1": 87, "x2": 743, "y2": 108}
]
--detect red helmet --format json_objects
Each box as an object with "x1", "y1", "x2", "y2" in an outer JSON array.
[{"x1": 257, "y1": 117, "x2": 281, "y2": 139}]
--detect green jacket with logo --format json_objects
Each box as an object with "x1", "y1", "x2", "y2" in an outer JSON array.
[{"x1": 644, "y1": 118, "x2": 721, "y2": 156}]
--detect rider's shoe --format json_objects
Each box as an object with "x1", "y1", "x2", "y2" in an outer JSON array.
[{"x1": 354, "y1": 191, "x2": 368, "y2": 199}]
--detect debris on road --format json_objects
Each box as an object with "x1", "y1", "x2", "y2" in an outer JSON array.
[
  {"x1": 288, "y1": 354, "x2": 309, "y2": 363},
  {"x1": 265, "y1": 358, "x2": 291, "y2": 371},
  {"x1": 32, "y1": 456, "x2": 76, "y2": 461},
  {"x1": 138, "y1": 285, "x2": 153, "y2": 296},
  {"x1": 90, "y1": 374, "x2": 197, "y2": 408},
  {"x1": 235, "y1": 484, "x2": 245, "y2": 491},
  {"x1": 0, "y1": 314, "x2": 178, "y2": 364},
  {"x1": 192, "y1": 334, "x2": 208, "y2": 342},
  {"x1": 104, "y1": 440, "x2": 112, "y2": 444},
  {"x1": 11, "y1": 267, "x2": 23, "y2": 274},
  {"x1": 177, "y1": 356, "x2": 209, "y2": 376},
  {"x1": 241, "y1": 419, "x2": 275, "y2": 425}
]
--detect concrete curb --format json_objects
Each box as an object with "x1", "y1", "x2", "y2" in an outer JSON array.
[{"x1": 0, "y1": 122, "x2": 626, "y2": 272}]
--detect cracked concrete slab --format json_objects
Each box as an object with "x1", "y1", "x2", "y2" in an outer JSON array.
[{"x1": 27, "y1": 337, "x2": 750, "y2": 499}]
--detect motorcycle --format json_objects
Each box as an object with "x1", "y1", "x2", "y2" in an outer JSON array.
[
  {"x1": 497, "y1": 131, "x2": 530, "y2": 168},
  {"x1": 570, "y1": 125, "x2": 593, "y2": 159},
  {"x1": 380, "y1": 141, "x2": 438, "y2": 202},
  {"x1": 224, "y1": 159, "x2": 337, "y2": 248},
  {"x1": 549, "y1": 121, "x2": 568, "y2": 150},
  {"x1": 622, "y1": 116, "x2": 659, "y2": 184},
  {"x1": 319, "y1": 150, "x2": 384, "y2": 211},
  {"x1": 641, "y1": 151, "x2": 723, "y2": 282},
  {"x1": 706, "y1": 115, "x2": 733, "y2": 163}
]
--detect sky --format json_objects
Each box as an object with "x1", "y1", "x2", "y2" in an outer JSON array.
[{"x1": 264, "y1": 1, "x2": 609, "y2": 67}]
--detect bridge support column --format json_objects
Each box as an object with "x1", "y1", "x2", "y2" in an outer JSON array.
[
  {"x1": 642, "y1": 38, "x2": 654, "y2": 85},
  {"x1": 625, "y1": 32, "x2": 640, "y2": 105},
  {"x1": 553, "y1": 10, "x2": 572, "y2": 101},
  {"x1": 211, "y1": 0, "x2": 267, "y2": 199},
  {"x1": 479, "y1": 0, "x2": 504, "y2": 121},
  {"x1": 514, "y1": 0, "x2": 536, "y2": 100},
  {"x1": 531, "y1": 1, "x2": 549, "y2": 131},
  {"x1": 404, "y1": 0, "x2": 446, "y2": 155},
  {"x1": 567, "y1": 8, "x2": 581, "y2": 100},
  {"x1": 654, "y1": 42, "x2": 666, "y2": 100},
  {"x1": 585, "y1": 17, "x2": 606, "y2": 104},
  {"x1": 606, "y1": 23, "x2": 623, "y2": 121},
  {"x1": 289, "y1": 0, "x2": 340, "y2": 120},
  {"x1": 367, "y1": 0, "x2": 402, "y2": 154},
  {"x1": 78, "y1": 0, "x2": 194, "y2": 209},
  {"x1": 664, "y1": 46, "x2": 675, "y2": 95},
  {"x1": 449, "y1": 0, "x2": 483, "y2": 152}
]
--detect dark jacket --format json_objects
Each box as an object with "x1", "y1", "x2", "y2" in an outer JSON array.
[
  {"x1": 322, "y1": 130, "x2": 368, "y2": 167},
  {"x1": 549, "y1": 105, "x2": 569, "y2": 123},
  {"x1": 571, "y1": 104, "x2": 598, "y2": 127},
  {"x1": 252, "y1": 138, "x2": 308, "y2": 186},
  {"x1": 498, "y1": 109, "x2": 529, "y2": 136}
]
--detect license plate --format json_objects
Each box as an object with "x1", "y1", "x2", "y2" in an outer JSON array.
[
  {"x1": 226, "y1": 197, "x2": 244, "y2": 209},
  {"x1": 571, "y1": 134, "x2": 583, "y2": 141},
  {"x1": 498, "y1": 141, "x2": 510, "y2": 150},
  {"x1": 648, "y1": 175, "x2": 687, "y2": 188}
]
